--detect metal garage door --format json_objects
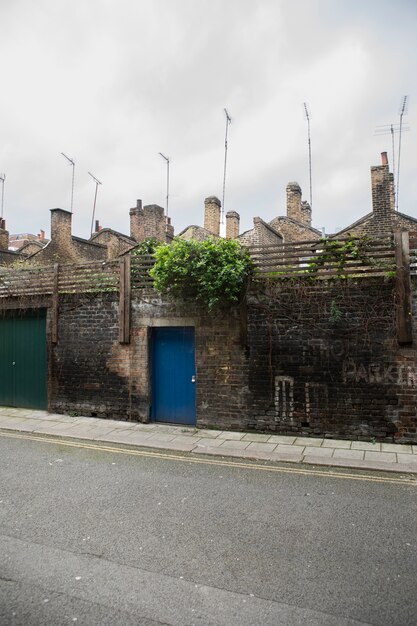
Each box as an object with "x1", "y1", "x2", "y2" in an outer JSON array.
[{"x1": 0, "y1": 310, "x2": 47, "y2": 409}]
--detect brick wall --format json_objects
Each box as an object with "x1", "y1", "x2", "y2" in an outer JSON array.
[
  {"x1": 46, "y1": 275, "x2": 417, "y2": 442},
  {"x1": 247, "y1": 277, "x2": 417, "y2": 441},
  {"x1": 268, "y1": 216, "x2": 321, "y2": 243},
  {"x1": 49, "y1": 291, "x2": 250, "y2": 428}
]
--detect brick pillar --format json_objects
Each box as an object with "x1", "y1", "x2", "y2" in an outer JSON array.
[
  {"x1": 204, "y1": 196, "x2": 221, "y2": 236},
  {"x1": 226, "y1": 211, "x2": 240, "y2": 239},
  {"x1": 50, "y1": 208, "x2": 72, "y2": 248},
  {"x1": 0, "y1": 219, "x2": 9, "y2": 251},
  {"x1": 286, "y1": 182, "x2": 302, "y2": 222},
  {"x1": 371, "y1": 152, "x2": 393, "y2": 234},
  {"x1": 130, "y1": 199, "x2": 144, "y2": 241}
]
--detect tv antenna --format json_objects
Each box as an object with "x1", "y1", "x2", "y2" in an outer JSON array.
[
  {"x1": 61, "y1": 152, "x2": 75, "y2": 211},
  {"x1": 88, "y1": 172, "x2": 102, "y2": 237},
  {"x1": 303, "y1": 102, "x2": 313, "y2": 209},
  {"x1": 159, "y1": 153, "x2": 170, "y2": 217},
  {"x1": 222, "y1": 108, "x2": 232, "y2": 223},
  {"x1": 0, "y1": 173, "x2": 5, "y2": 219},
  {"x1": 396, "y1": 95, "x2": 408, "y2": 212}
]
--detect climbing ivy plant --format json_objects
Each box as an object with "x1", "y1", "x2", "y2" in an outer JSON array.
[
  {"x1": 308, "y1": 235, "x2": 374, "y2": 275},
  {"x1": 150, "y1": 237, "x2": 253, "y2": 311}
]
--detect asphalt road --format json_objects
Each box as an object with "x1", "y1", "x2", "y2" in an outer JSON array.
[{"x1": 0, "y1": 432, "x2": 416, "y2": 626}]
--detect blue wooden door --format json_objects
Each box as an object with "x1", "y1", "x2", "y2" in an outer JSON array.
[{"x1": 151, "y1": 327, "x2": 196, "y2": 425}]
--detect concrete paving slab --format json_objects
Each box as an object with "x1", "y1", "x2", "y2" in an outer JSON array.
[
  {"x1": 148, "y1": 440, "x2": 196, "y2": 452},
  {"x1": 351, "y1": 441, "x2": 381, "y2": 451},
  {"x1": 412, "y1": 446, "x2": 417, "y2": 455},
  {"x1": 218, "y1": 439, "x2": 250, "y2": 449},
  {"x1": 268, "y1": 435, "x2": 297, "y2": 445},
  {"x1": 303, "y1": 446, "x2": 333, "y2": 457},
  {"x1": 99, "y1": 431, "x2": 154, "y2": 445},
  {"x1": 170, "y1": 436, "x2": 202, "y2": 445},
  {"x1": 196, "y1": 429, "x2": 221, "y2": 438},
  {"x1": 322, "y1": 439, "x2": 351, "y2": 449},
  {"x1": 32, "y1": 422, "x2": 74, "y2": 433},
  {"x1": 0, "y1": 417, "x2": 33, "y2": 428},
  {"x1": 364, "y1": 451, "x2": 397, "y2": 463},
  {"x1": 275, "y1": 444, "x2": 305, "y2": 455},
  {"x1": 294, "y1": 437, "x2": 323, "y2": 447},
  {"x1": 3, "y1": 419, "x2": 46, "y2": 432},
  {"x1": 332, "y1": 449, "x2": 365, "y2": 460},
  {"x1": 397, "y1": 453, "x2": 417, "y2": 464},
  {"x1": 245, "y1": 442, "x2": 277, "y2": 452},
  {"x1": 192, "y1": 446, "x2": 247, "y2": 458},
  {"x1": 129, "y1": 423, "x2": 157, "y2": 432},
  {"x1": 269, "y1": 451, "x2": 304, "y2": 463},
  {"x1": 194, "y1": 438, "x2": 225, "y2": 448},
  {"x1": 381, "y1": 442, "x2": 413, "y2": 454},
  {"x1": 145, "y1": 433, "x2": 178, "y2": 443},
  {"x1": 144, "y1": 434, "x2": 177, "y2": 445},
  {"x1": 217, "y1": 431, "x2": 245, "y2": 440},
  {"x1": 242, "y1": 433, "x2": 271, "y2": 442}
]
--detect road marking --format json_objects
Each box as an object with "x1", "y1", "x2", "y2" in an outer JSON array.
[{"x1": 0, "y1": 429, "x2": 416, "y2": 486}]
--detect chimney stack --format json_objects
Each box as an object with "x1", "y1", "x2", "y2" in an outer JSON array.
[
  {"x1": 50, "y1": 208, "x2": 72, "y2": 247},
  {"x1": 226, "y1": 210, "x2": 240, "y2": 239},
  {"x1": 0, "y1": 219, "x2": 9, "y2": 251},
  {"x1": 204, "y1": 196, "x2": 221, "y2": 236},
  {"x1": 130, "y1": 199, "x2": 144, "y2": 241},
  {"x1": 286, "y1": 182, "x2": 302, "y2": 222},
  {"x1": 370, "y1": 152, "x2": 393, "y2": 234}
]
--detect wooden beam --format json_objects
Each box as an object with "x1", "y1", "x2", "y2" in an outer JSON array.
[
  {"x1": 119, "y1": 255, "x2": 131, "y2": 344},
  {"x1": 395, "y1": 231, "x2": 412, "y2": 345},
  {"x1": 51, "y1": 263, "x2": 59, "y2": 344}
]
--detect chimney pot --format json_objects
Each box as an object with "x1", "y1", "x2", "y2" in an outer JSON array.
[{"x1": 381, "y1": 151, "x2": 388, "y2": 166}]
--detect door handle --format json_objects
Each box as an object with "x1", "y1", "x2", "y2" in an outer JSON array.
[
  {"x1": 191, "y1": 375, "x2": 196, "y2": 383},
  {"x1": 12, "y1": 362, "x2": 16, "y2": 366}
]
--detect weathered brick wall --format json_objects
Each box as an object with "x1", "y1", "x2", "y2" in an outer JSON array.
[
  {"x1": 336, "y1": 213, "x2": 417, "y2": 238},
  {"x1": 47, "y1": 276, "x2": 417, "y2": 441},
  {"x1": 268, "y1": 217, "x2": 321, "y2": 243},
  {"x1": 50, "y1": 294, "x2": 138, "y2": 419},
  {"x1": 0, "y1": 250, "x2": 20, "y2": 265},
  {"x1": 50, "y1": 291, "x2": 250, "y2": 428},
  {"x1": 90, "y1": 229, "x2": 135, "y2": 259},
  {"x1": 246, "y1": 277, "x2": 417, "y2": 442}
]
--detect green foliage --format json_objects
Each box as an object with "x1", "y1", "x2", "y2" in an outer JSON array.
[
  {"x1": 150, "y1": 237, "x2": 253, "y2": 311},
  {"x1": 308, "y1": 235, "x2": 374, "y2": 276},
  {"x1": 132, "y1": 237, "x2": 163, "y2": 255},
  {"x1": 329, "y1": 300, "x2": 343, "y2": 325}
]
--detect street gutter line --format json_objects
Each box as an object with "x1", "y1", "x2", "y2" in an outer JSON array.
[{"x1": 1, "y1": 430, "x2": 416, "y2": 486}]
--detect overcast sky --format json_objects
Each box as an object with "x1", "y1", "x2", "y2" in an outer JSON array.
[{"x1": 1, "y1": 0, "x2": 416, "y2": 240}]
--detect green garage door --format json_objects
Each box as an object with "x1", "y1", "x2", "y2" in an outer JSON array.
[{"x1": 0, "y1": 310, "x2": 47, "y2": 409}]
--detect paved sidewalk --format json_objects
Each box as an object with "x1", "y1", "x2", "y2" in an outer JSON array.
[{"x1": 0, "y1": 406, "x2": 417, "y2": 474}]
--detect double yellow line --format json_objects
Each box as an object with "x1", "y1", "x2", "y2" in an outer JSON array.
[{"x1": 1, "y1": 429, "x2": 416, "y2": 486}]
